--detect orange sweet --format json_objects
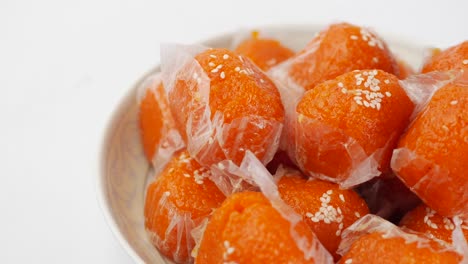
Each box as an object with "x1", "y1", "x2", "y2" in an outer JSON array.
[
  {"x1": 144, "y1": 150, "x2": 225, "y2": 263},
  {"x1": 400, "y1": 204, "x2": 468, "y2": 243},
  {"x1": 392, "y1": 79, "x2": 468, "y2": 218},
  {"x1": 338, "y1": 232, "x2": 462, "y2": 264},
  {"x1": 169, "y1": 48, "x2": 284, "y2": 166},
  {"x1": 278, "y1": 173, "x2": 369, "y2": 260},
  {"x1": 234, "y1": 33, "x2": 294, "y2": 71},
  {"x1": 293, "y1": 70, "x2": 414, "y2": 182},
  {"x1": 195, "y1": 192, "x2": 321, "y2": 264},
  {"x1": 288, "y1": 23, "x2": 399, "y2": 90},
  {"x1": 139, "y1": 78, "x2": 176, "y2": 162},
  {"x1": 421, "y1": 41, "x2": 468, "y2": 73}
]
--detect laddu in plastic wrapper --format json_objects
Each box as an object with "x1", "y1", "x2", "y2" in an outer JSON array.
[
  {"x1": 144, "y1": 151, "x2": 225, "y2": 264},
  {"x1": 400, "y1": 204, "x2": 468, "y2": 243},
  {"x1": 196, "y1": 151, "x2": 333, "y2": 263},
  {"x1": 160, "y1": 44, "x2": 284, "y2": 168},
  {"x1": 422, "y1": 41, "x2": 468, "y2": 73},
  {"x1": 288, "y1": 70, "x2": 414, "y2": 188},
  {"x1": 137, "y1": 73, "x2": 185, "y2": 175},
  {"x1": 232, "y1": 30, "x2": 295, "y2": 71},
  {"x1": 276, "y1": 169, "x2": 369, "y2": 260},
  {"x1": 392, "y1": 74, "x2": 468, "y2": 219},
  {"x1": 337, "y1": 214, "x2": 465, "y2": 264}
]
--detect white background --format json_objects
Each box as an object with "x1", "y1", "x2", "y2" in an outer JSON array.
[{"x1": 1, "y1": 0, "x2": 467, "y2": 262}]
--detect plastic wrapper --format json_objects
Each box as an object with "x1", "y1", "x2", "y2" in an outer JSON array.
[
  {"x1": 146, "y1": 192, "x2": 198, "y2": 263},
  {"x1": 290, "y1": 114, "x2": 392, "y2": 189},
  {"x1": 337, "y1": 214, "x2": 463, "y2": 259},
  {"x1": 398, "y1": 70, "x2": 460, "y2": 120},
  {"x1": 267, "y1": 33, "x2": 321, "y2": 151},
  {"x1": 160, "y1": 44, "x2": 283, "y2": 167},
  {"x1": 189, "y1": 217, "x2": 209, "y2": 259},
  {"x1": 144, "y1": 151, "x2": 226, "y2": 264},
  {"x1": 207, "y1": 150, "x2": 333, "y2": 263},
  {"x1": 392, "y1": 71, "x2": 467, "y2": 219},
  {"x1": 452, "y1": 217, "x2": 468, "y2": 263},
  {"x1": 136, "y1": 73, "x2": 185, "y2": 175},
  {"x1": 391, "y1": 147, "x2": 468, "y2": 220}
]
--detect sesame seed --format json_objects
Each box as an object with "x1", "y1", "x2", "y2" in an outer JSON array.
[
  {"x1": 327, "y1": 190, "x2": 333, "y2": 195},
  {"x1": 164, "y1": 191, "x2": 170, "y2": 196},
  {"x1": 338, "y1": 82, "x2": 344, "y2": 88},
  {"x1": 234, "y1": 67, "x2": 240, "y2": 72},
  {"x1": 372, "y1": 57, "x2": 379, "y2": 63},
  {"x1": 450, "y1": 100, "x2": 458, "y2": 105},
  {"x1": 463, "y1": 59, "x2": 468, "y2": 65},
  {"x1": 211, "y1": 68, "x2": 219, "y2": 73},
  {"x1": 385, "y1": 91, "x2": 392, "y2": 97},
  {"x1": 210, "y1": 54, "x2": 217, "y2": 58},
  {"x1": 339, "y1": 194, "x2": 345, "y2": 202},
  {"x1": 260, "y1": 79, "x2": 265, "y2": 83},
  {"x1": 223, "y1": 54, "x2": 229, "y2": 60},
  {"x1": 350, "y1": 35, "x2": 358, "y2": 40},
  {"x1": 355, "y1": 212, "x2": 361, "y2": 218},
  {"x1": 344, "y1": 259, "x2": 353, "y2": 264},
  {"x1": 208, "y1": 62, "x2": 215, "y2": 67},
  {"x1": 220, "y1": 72, "x2": 225, "y2": 79},
  {"x1": 384, "y1": 79, "x2": 390, "y2": 84},
  {"x1": 183, "y1": 173, "x2": 191, "y2": 178},
  {"x1": 341, "y1": 88, "x2": 347, "y2": 94}
]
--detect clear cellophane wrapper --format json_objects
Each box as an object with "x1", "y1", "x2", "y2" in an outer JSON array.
[
  {"x1": 160, "y1": 44, "x2": 282, "y2": 168},
  {"x1": 290, "y1": 113, "x2": 390, "y2": 189},
  {"x1": 284, "y1": 70, "x2": 459, "y2": 189},
  {"x1": 207, "y1": 150, "x2": 333, "y2": 263},
  {"x1": 391, "y1": 147, "x2": 468, "y2": 219},
  {"x1": 337, "y1": 214, "x2": 466, "y2": 261},
  {"x1": 136, "y1": 73, "x2": 185, "y2": 176},
  {"x1": 391, "y1": 70, "x2": 466, "y2": 219},
  {"x1": 145, "y1": 185, "x2": 209, "y2": 264},
  {"x1": 266, "y1": 30, "x2": 324, "y2": 152}
]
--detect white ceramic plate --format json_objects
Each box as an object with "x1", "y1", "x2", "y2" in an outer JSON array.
[{"x1": 97, "y1": 25, "x2": 424, "y2": 263}]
